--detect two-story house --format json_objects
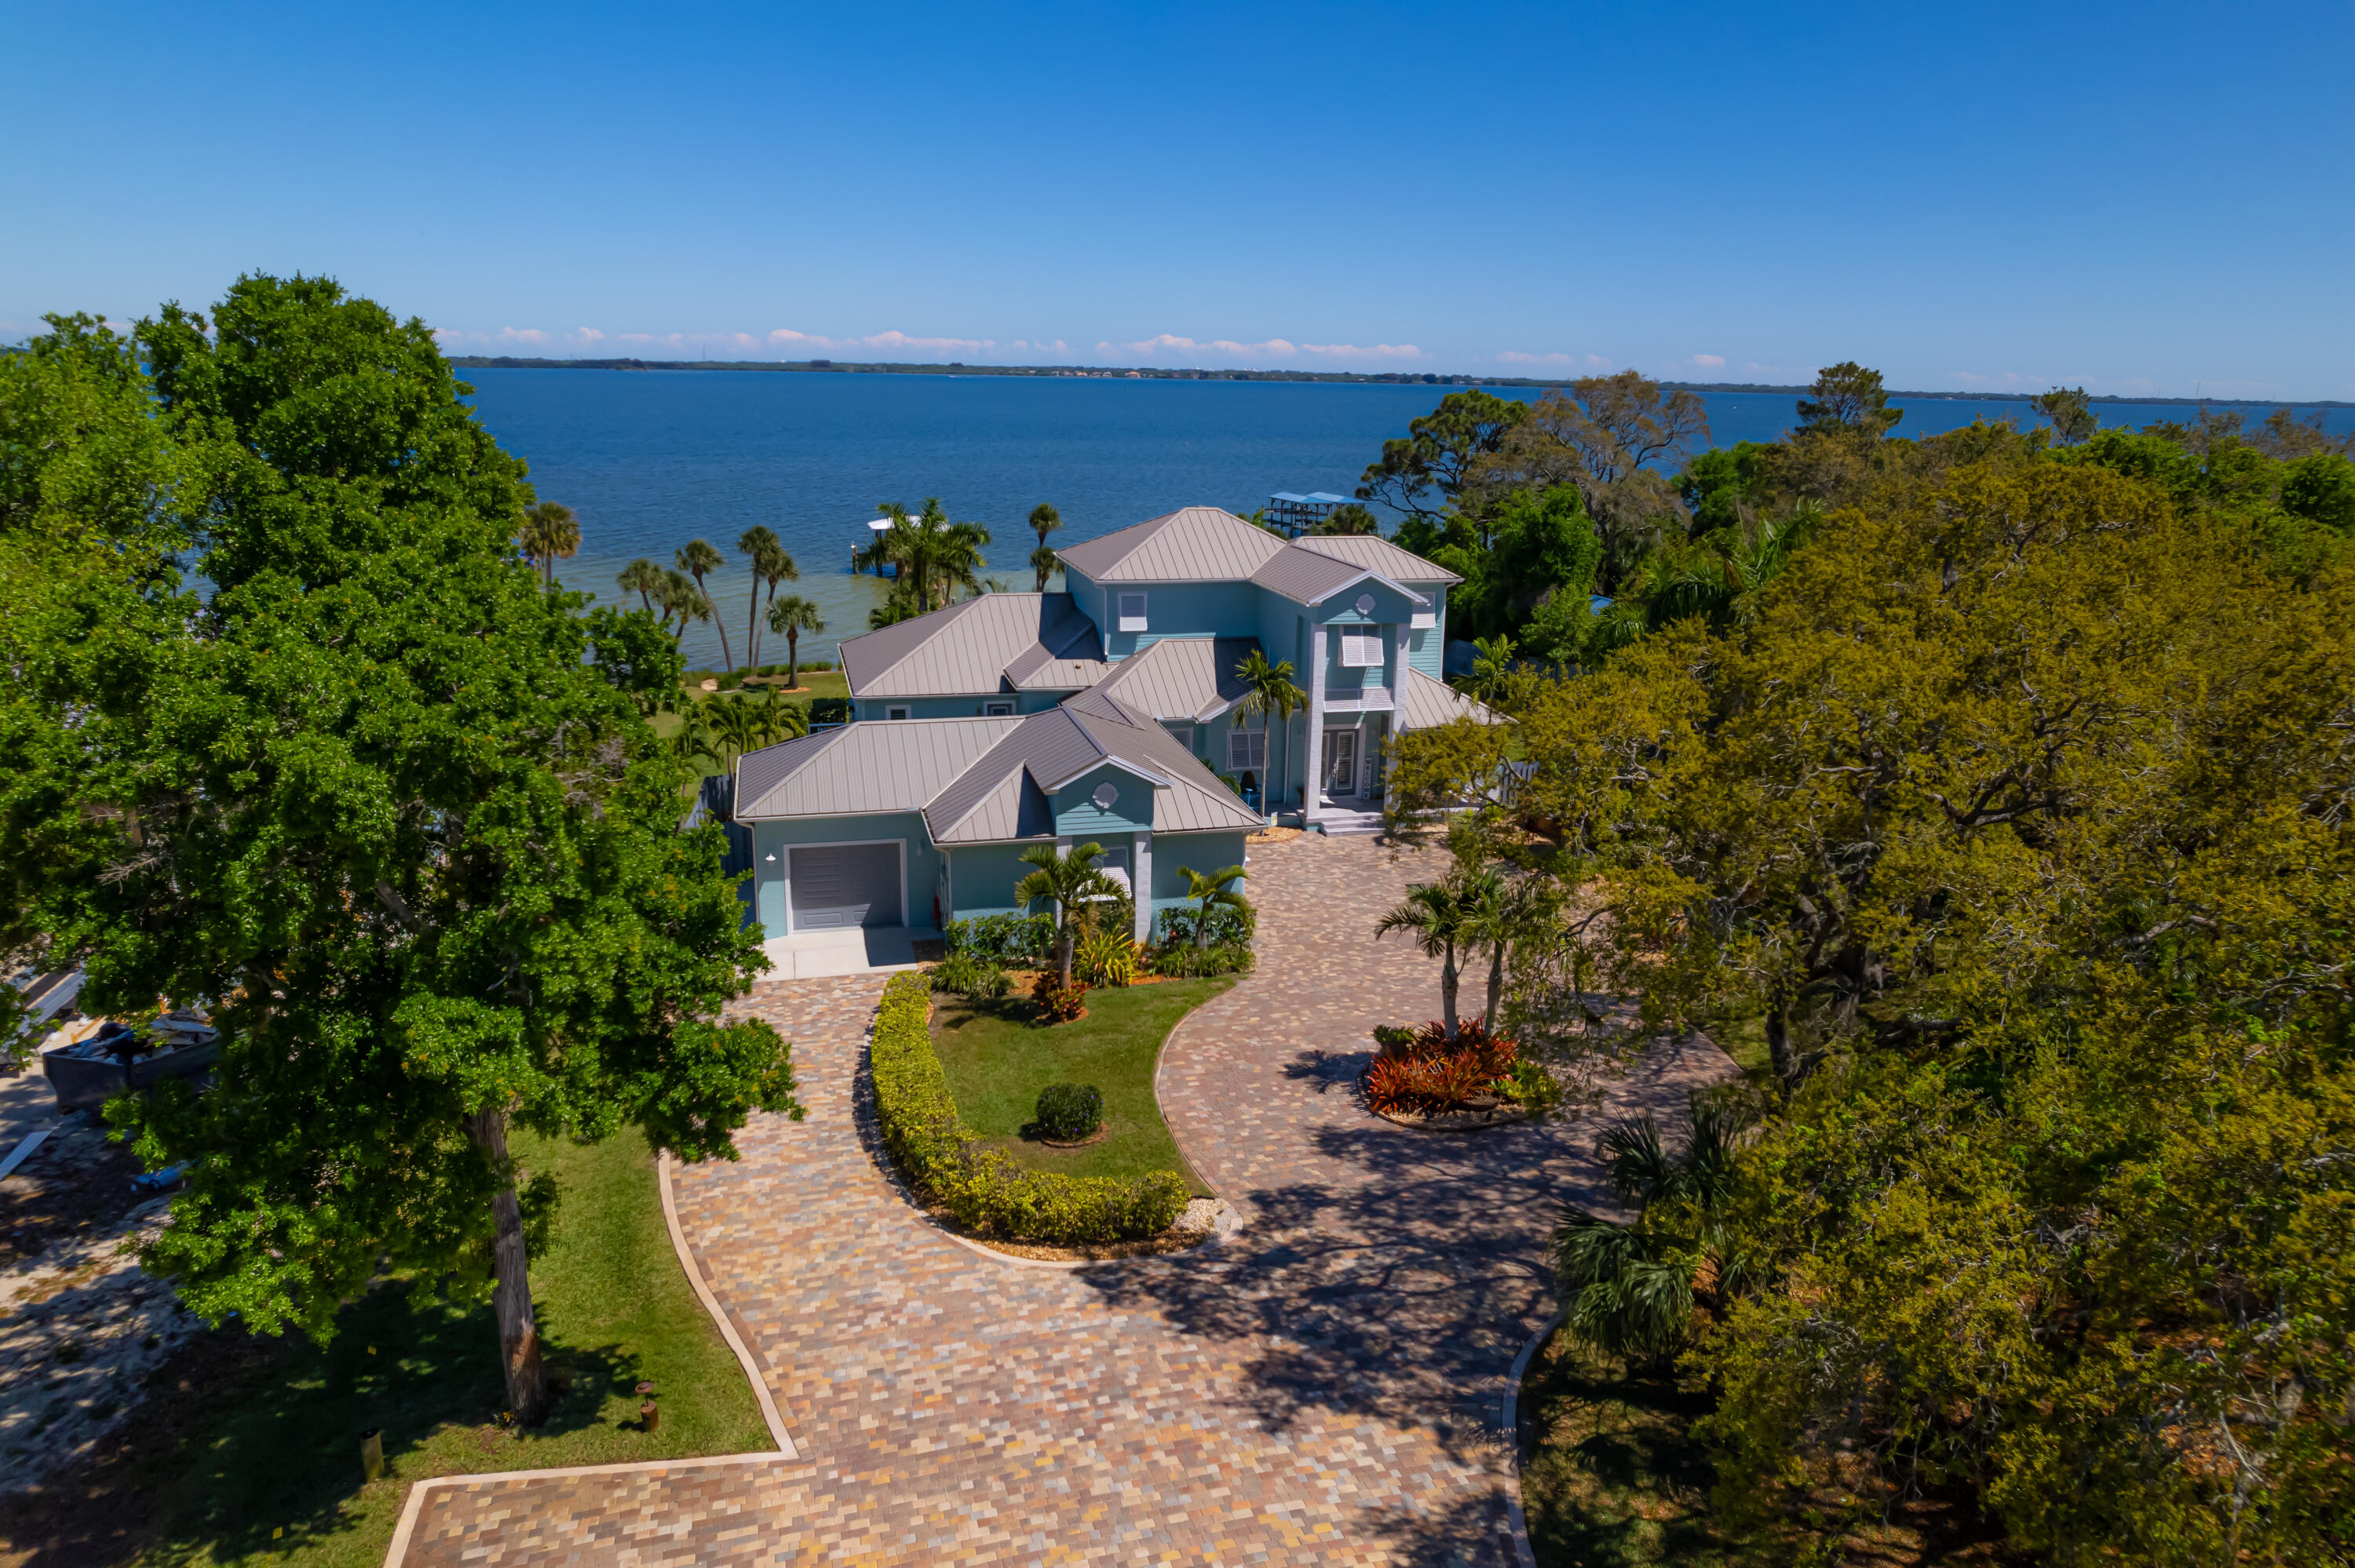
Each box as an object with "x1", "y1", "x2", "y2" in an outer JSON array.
[{"x1": 724, "y1": 506, "x2": 1489, "y2": 972}]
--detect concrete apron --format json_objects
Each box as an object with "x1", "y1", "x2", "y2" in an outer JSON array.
[{"x1": 758, "y1": 926, "x2": 940, "y2": 979}]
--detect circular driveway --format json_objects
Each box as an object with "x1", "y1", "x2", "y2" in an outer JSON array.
[{"x1": 400, "y1": 833, "x2": 1732, "y2": 1566}]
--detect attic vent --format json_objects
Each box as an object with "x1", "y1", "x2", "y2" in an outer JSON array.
[
  {"x1": 1355, "y1": 593, "x2": 1377, "y2": 614},
  {"x1": 1092, "y1": 782, "x2": 1120, "y2": 810},
  {"x1": 1117, "y1": 592, "x2": 1148, "y2": 632}
]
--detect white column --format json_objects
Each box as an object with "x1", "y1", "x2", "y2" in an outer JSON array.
[
  {"x1": 1305, "y1": 623, "x2": 1327, "y2": 826},
  {"x1": 1131, "y1": 830, "x2": 1152, "y2": 943}
]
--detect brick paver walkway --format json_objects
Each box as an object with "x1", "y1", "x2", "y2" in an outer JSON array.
[{"x1": 399, "y1": 833, "x2": 1732, "y2": 1566}]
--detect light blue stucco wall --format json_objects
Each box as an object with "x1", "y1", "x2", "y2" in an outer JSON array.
[
  {"x1": 945, "y1": 841, "x2": 1045, "y2": 921},
  {"x1": 1406, "y1": 582, "x2": 1449, "y2": 678},
  {"x1": 1148, "y1": 830, "x2": 1254, "y2": 932},
  {"x1": 1090, "y1": 581, "x2": 1258, "y2": 660},
  {"x1": 748, "y1": 811, "x2": 940, "y2": 935},
  {"x1": 1052, "y1": 763, "x2": 1157, "y2": 840}
]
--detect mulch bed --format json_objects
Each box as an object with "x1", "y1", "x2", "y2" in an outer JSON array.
[{"x1": 0, "y1": 1110, "x2": 149, "y2": 1271}]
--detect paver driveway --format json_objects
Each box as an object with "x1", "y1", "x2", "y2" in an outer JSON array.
[{"x1": 399, "y1": 833, "x2": 1732, "y2": 1566}]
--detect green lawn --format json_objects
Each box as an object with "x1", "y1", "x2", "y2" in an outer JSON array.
[
  {"x1": 929, "y1": 977, "x2": 1234, "y2": 1194},
  {"x1": 14, "y1": 1128, "x2": 769, "y2": 1568}
]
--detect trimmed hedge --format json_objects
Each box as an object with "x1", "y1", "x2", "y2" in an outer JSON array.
[{"x1": 869, "y1": 972, "x2": 1188, "y2": 1243}]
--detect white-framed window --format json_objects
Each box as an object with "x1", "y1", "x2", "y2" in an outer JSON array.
[
  {"x1": 983, "y1": 700, "x2": 1014, "y2": 716},
  {"x1": 1337, "y1": 629, "x2": 1384, "y2": 667},
  {"x1": 1163, "y1": 720, "x2": 1196, "y2": 749},
  {"x1": 885, "y1": 704, "x2": 911, "y2": 721},
  {"x1": 1411, "y1": 609, "x2": 1437, "y2": 629},
  {"x1": 1227, "y1": 727, "x2": 1266, "y2": 771},
  {"x1": 1117, "y1": 592, "x2": 1148, "y2": 632}
]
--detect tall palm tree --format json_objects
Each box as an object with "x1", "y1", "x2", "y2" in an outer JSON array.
[
  {"x1": 1232, "y1": 649, "x2": 1305, "y2": 815},
  {"x1": 519, "y1": 501, "x2": 580, "y2": 587},
  {"x1": 1030, "y1": 542, "x2": 1061, "y2": 593},
  {"x1": 1028, "y1": 501, "x2": 1061, "y2": 552},
  {"x1": 1175, "y1": 864, "x2": 1248, "y2": 950},
  {"x1": 860, "y1": 499, "x2": 992, "y2": 614},
  {"x1": 1014, "y1": 841, "x2": 1119, "y2": 987},
  {"x1": 766, "y1": 595, "x2": 825, "y2": 689},
  {"x1": 1551, "y1": 1094, "x2": 1758, "y2": 1373},
  {"x1": 738, "y1": 526, "x2": 797, "y2": 669},
  {"x1": 1375, "y1": 879, "x2": 1473, "y2": 1038},
  {"x1": 616, "y1": 557, "x2": 663, "y2": 613},
  {"x1": 676, "y1": 539, "x2": 732, "y2": 669}
]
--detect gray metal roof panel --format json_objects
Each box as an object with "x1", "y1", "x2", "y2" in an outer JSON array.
[
  {"x1": 1090, "y1": 636, "x2": 1260, "y2": 722},
  {"x1": 1064, "y1": 704, "x2": 1265, "y2": 833},
  {"x1": 839, "y1": 593, "x2": 1102, "y2": 698},
  {"x1": 1291, "y1": 532, "x2": 1463, "y2": 585},
  {"x1": 1053, "y1": 506, "x2": 1290, "y2": 583},
  {"x1": 1397, "y1": 666, "x2": 1501, "y2": 728},
  {"x1": 929, "y1": 764, "x2": 1057, "y2": 844},
  {"x1": 733, "y1": 717, "x2": 1018, "y2": 818}
]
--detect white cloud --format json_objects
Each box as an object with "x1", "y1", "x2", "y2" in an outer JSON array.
[
  {"x1": 498, "y1": 326, "x2": 550, "y2": 345},
  {"x1": 1108, "y1": 333, "x2": 1302, "y2": 362},
  {"x1": 859, "y1": 330, "x2": 988, "y2": 354},
  {"x1": 573, "y1": 327, "x2": 604, "y2": 347},
  {"x1": 1692, "y1": 353, "x2": 1725, "y2": 368},
  {"x1": 1303, "y1": 341, "x2": 1421, "y2": 359},
  {"x1": 1498, "y1": 351, "x2": 1611, "y2": 368}
]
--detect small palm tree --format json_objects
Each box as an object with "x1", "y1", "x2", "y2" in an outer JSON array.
[
  {"x1": 617, "y1": 557, "x2": 663, "y2": 613},
  {"x1": 749, "y1": 684, "x2": 811, "y2": 746},
  {"x1": 670, "y1": 701, "x2": 720, "y2": 768},
  {"x1": 1455, "y1": 866, "x2": 1520, "y2": 1027},
  {"x1": 1175, "y1": 864, "x2": 1248, "y2": 950},
  {"x1": 1552, "y1": 1095, "x2": 1758, "y2": 1374},
  {"x1": 1030, "y1": 542, "x2": 1061, "y2": 592},
  {"x1": 706, "y1": 696, "x2": 762, "y2": 763},
  {"x1": 766, "y1": 595, "x2": 825, "y2": 689},
  {"x1": 738, "y1": 526, "x2": 798, "y2": 670},
  {"x1": 1374, "y1": 879, "x2": 1473, "y2": 1037},
  {"x1": 520, "y1": 501, "x2": 581, "y2": 587},
  {"x1": 659, "y1": 568, "x2": 710, "y2": 646},
  {"x1": 1014, "y1": 842, "x2": 1119, "y2": 987},
  {"x1": 676, "y1": 539, "x2": 732, "y2": 669},
  {"x1": 1466, "y1": 633, "x2": 1518, "y2": 706},
  {"x1": 1232, "y1": 649, "x2": 1305, "y2": 815},
  {"x1": 1028, "y1": 501, "x2": 1061, "y2": 550}
]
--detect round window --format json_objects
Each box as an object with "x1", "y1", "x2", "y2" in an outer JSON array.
[
  {"x1": 1092, "y1": 782, "x2": 1119, "y2": 810},
  {"x1": 1356, "y1": 593, "x2": 1378, "y2": 614}
]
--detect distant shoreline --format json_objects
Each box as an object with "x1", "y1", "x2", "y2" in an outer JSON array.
[{"x1": 445, "y1": 356, "x2": 2352, "y2": 410}]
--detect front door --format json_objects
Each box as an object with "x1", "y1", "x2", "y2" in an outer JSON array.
[{"x1": 1323, "y1": 728, "x2": 1360, "y2": 798}]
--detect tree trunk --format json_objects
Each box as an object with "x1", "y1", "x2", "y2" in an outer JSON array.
[
  {"x1": 1440, "y1": 943, "x2": 1459, "y2": 1039},
  {"x1": 1057, "y1": 910, "x2": 1075, "y2": 986},
  {"x1": 1485, "y1": 943, "x2": 1505, "y2": 1031},
  {"x1": 1196, "y1": 900, "x2": 1211, "y2": 950},
  {"x1": 786, "y1": 628, "x2": 798, "y2": 691},
  {"x1": 699, "y1": 573, "x2": 736, "y2": 671},
  {"x1": 466, "y1": 1107, "x2": 549, "y2": 1427},
  {"x1": 747, "y1": 578, "x2": 762, "y2": 672}
]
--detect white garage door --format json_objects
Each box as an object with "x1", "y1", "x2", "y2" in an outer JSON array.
[{"x1": 790, "y1": 843, "x2": 902, "y2": 930}]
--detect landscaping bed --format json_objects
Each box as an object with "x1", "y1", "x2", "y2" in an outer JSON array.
[
  {"x1": 868, "y1": 972, "x2": 1231, "y2": 1255},
  {"x1": 0, "y1": 1126, "x2": 768, "y2": 1568}
]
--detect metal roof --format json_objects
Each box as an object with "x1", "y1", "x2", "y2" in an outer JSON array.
[
  {"x1": 1003, "y1": 645, "x2": 1112, "y2": 690},
  {"x1": 1396, "y1": 666, "x2": 1501, "y2": 728},
  {"x1": 1090, "y1": 636, "x2": 1260, "y2": 722},
  {"x1": 838, "y1": 592, "x2": 1103, "y2": 698},
  {"x1": 1053, "y1": 506, "x2": 1289, "y2": 583},
  {"x1": 1303, "y1": 491, "x2": 1351, "y2": 504},
  {"x1": 929, "y1": 764, "x2": 1056, "y2": 845},
  {"x1": 1291, "y1": 533, "x2": 1463, "y2": 585},
  {"x1": 734, "y1": 717, "x2": 1017, "y2": 818}
]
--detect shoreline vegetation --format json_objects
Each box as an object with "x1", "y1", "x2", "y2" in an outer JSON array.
[{"x1": 443, "y1": 356, "x2": 2350, "y2": 408}]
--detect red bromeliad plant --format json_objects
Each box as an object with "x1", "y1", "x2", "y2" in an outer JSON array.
[
  {"x1": 1362, "y1": 1018, "x2": 1521, "y2": 1116},
  {"x1": 1029, "y1": 972, "x2": 1089, "y2": 1024}
]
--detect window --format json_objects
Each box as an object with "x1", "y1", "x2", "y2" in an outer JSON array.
[
  {"x1": 885, "y1": 704, "x2": 911, "y2": 721},
  {"x1": 1117, "y1": 592, "x2": 1148, "y2": 632},
  {"x1": 1162, "y1": 720, "x2": 1196, "y2": 750},
  {"x1": 1227, "y1": 727, "x2": 1266, "y2": 771},
  {"x1": 1410, "y1": 609, "x2": 1437, "y2": 630},
  {"x1": 1337, "y1": 629, "x2": 1384, "y2": 667},
  {"x1": 983, "y1": 700, "x2": 1014, "y2": 716}
]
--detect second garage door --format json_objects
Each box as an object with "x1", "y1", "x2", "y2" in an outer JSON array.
[{"x1": 790, "y1": 843, "x2": 902, "y2": 930}]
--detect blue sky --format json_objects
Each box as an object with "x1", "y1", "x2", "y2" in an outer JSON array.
[{"x1": 4, "y1": 2, "x2": 2350, "y2": 398}]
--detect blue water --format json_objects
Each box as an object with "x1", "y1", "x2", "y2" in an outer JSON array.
[{"x1": 461, "y1": 368, "x2": 2353, "y2": 671}]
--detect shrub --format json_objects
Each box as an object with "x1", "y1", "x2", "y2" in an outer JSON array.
[
  {"x1": 1074, "y1": 928, "x2": 1139, "y2": 987},
  {"x1": 1147, "y1": 942, "x2": 1254, "y2": 979},
  {"x1": 1361, "y1": 1019, "x2": 1522, "y2": 1116},
  {"x1": 717, "y1": 669, "x2": 744, "y2": 691},
  {"x1": 1030, "y1": 972, "x2": 1089, "y2": 1023},
  {"x1": 930, "y1": 950, "x2": 1010, "y2": 1001},
  {"x1": 809, "y1": 697, "x2": 852, "y2": 725},
  {"x1": 1035, "y1": 1083, "x2": 1103, "y2": 1141},
  {"x1": 1156, "y1": 903, "x2": 1256, "y2": 949},
  {"x1": 867, "y1": 974, "x2": 1185, "y2": 1242},
  {"x1": 947, "y1": 913, "x2": 1054, "y2": 965}
]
